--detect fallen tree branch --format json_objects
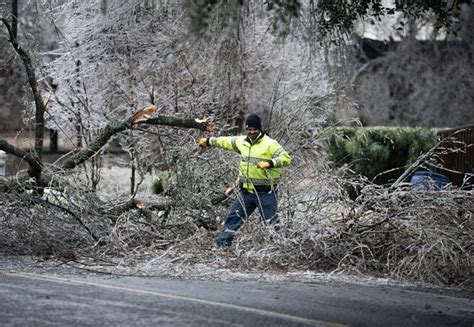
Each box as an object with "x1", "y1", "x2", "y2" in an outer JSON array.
[
  {"x1": 42, "y1": 198, "x2": 99, "y2": 242},
  {"x1": 110, "y1": 190, "x2": 230, "y2": 217},
  {"x1": 111, "y1": 198, "x2": 176, "y2": 215},
  {"x1": 0, "y1": 113, "x2": 214, "y2": 193},
  {"x1": 61, "y1": 115, "x2": 213, "y2": 170},
  {"x1": 0, "y1": 137, "x2": 42, "y2": 173},
  {"x1": 137, "y1": 115, "x2": 215, "y2": 131}
]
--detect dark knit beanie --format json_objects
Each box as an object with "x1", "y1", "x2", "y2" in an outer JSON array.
[{"x1": 245, "y1": 113, "x2": 262, "y2": 130}]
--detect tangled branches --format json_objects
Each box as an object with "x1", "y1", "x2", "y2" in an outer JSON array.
[
  {"x1": 341, "y1": 186, "x2": 473, "y2": 288},
  {"x1": 0, "y1": 192, "x2": 96, "y2": 256},
  {"x1": 84, "y1": 180, "x2": 472, "y2": 290},
  {"x1": 1, "y1": 159, "x2": 472, "y2": 290}
]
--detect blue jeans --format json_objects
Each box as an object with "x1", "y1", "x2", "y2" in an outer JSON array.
[{"x1": 216, "y1": 190, "x2": 279, "y2": 247}]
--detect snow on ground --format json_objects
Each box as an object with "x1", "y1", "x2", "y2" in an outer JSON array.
[{"x1": 1, "y1": 255, "x2": 472, "y2": 300}]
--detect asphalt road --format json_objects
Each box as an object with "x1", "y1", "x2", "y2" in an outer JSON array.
[{"x1": 0, "y1": 270, "x2": 473, "y2": 326}]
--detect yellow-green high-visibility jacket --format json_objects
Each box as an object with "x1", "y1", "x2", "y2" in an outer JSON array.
[{"x1": 208, "y1": 133, "x2": 291, "y2": 192}]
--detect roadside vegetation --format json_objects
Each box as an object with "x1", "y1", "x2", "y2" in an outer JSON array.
[{"x1": 0, "y1": 1, "x2": 472, "y2": 291}]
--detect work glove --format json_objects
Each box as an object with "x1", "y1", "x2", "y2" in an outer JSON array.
[
  {"x1": 198, "y1": 138, "x2": 208, "y2": 148},
  {"x1": 256, "y1": 161, "x2": 272, "y2": 169}
]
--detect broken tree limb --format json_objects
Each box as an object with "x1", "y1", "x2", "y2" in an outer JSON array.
[
  {"x1": 106, "y1": 190, "x2": 231, "y2": 219},
  {"x1": 61, "y1": 114, "x2": 214, "y2": 170},
  {"x1": 0, "y1": 112, "x2": 214, "y2": 194},
  {"x1": 61, "y1": 121, "x2": 128, "y2": 169},
  {"x1": 132, "y1": 105, "x2": 157, "y2": 124},
  {"x1": 137, "y1": 115, "x2": 215, "y2": 131},
  {"x1": 0, "y1": 137, "x2": 42, "y2": 174},
  {"x1": 211, "y1": 193, "x2": 229, "y2": 205},
  {"x1": 112, "y1": 198, "x2": 176, "y2": 215}
]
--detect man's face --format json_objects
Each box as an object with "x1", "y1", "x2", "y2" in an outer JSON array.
[{"x1": 246, "y1": 127, "x2": 260, "y2": 140}]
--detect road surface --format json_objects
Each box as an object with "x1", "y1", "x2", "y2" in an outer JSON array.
[{"x1": 1, "y1": 269, "x2": 473, "y2": 326}]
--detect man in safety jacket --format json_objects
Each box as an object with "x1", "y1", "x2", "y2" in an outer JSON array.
[{"x1": 198, "y1": 113, "x2": 291, "y2": 247}]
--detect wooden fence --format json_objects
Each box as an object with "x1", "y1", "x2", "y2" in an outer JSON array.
[{"x1": 434, "y1": 125, "x2": 474, "y2": 188}]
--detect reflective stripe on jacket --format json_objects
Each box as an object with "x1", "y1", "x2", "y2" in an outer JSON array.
[{"x1": 208, "y1": 133, "x2": 291, "y2": 192}]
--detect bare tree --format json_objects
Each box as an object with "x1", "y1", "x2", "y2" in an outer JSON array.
[
  {"x1": 0, "y1": 1, "x2": 216, "y2": 192},
  {"x1": 348, "y1": 4, "x2": 474, "y2": 127}
]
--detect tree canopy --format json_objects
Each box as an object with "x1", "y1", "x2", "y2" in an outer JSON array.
[{"x1": 187, "y1": 0, "x2": 473, "y2": 37}]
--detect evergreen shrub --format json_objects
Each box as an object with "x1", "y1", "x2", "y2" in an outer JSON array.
[{"x1": 325, "y1": 127, "x2": 437, "y2": 185}]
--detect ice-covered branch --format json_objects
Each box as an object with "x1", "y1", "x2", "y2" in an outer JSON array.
[
  {"x1": 1, "y1": 18, "x2": 46, "y2": 160},
  {"x1": 0, "y1": 137, "x2": 42, "y2": 173},
  {"x1": 61, "y1": 114, "x2": 214, "y2": 170}
]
